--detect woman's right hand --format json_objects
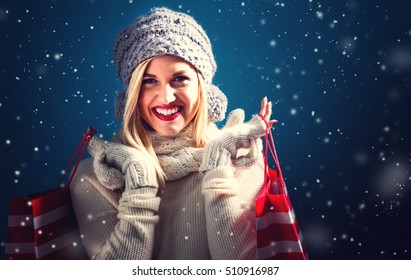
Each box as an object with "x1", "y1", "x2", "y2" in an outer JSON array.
[{"x1": 88, "y1": 136, "x2": 158, "y2": 190}]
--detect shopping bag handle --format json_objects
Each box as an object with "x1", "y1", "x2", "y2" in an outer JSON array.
[
  {"x1": 258, "y1": 114, "x2": 285, "y2": 194},
  {"x1": 55, "y1": 126, "x2": 96, "y2": 192}
]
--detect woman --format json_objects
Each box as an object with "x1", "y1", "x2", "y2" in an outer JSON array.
[{"x1": 70, "y1": 7, "x2": 277, "y2": 260}]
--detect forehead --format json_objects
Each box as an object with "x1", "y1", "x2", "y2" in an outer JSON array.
[{"x1": 145, "y1": 55, "x2": 197, "y2": 74}]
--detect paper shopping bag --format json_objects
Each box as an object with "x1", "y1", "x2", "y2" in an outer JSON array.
[
  {"x1": 256, "y1": 168, "x2": 307, "y2": 260},
  {"x1": 4, "y1": 127, "x2": 95, "y2": 260},
  {"x1": 255, "y1": 116, "x2": 307, "y2": 260},
  {"x1": 5, "y1": 188, "x2": 88, "y2": 260}
]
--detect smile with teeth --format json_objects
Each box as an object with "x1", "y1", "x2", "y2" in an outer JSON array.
[
  {"x1": 155, "y1": 107, "x2": 180, "y2": 116},
  {"x1": 152, "y1": 105, "x2": 183, "y2": 121}
]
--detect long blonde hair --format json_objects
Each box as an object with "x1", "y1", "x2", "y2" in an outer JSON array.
[{"x1": 117, "y1": 57, "x2": 209, "y2": 186}]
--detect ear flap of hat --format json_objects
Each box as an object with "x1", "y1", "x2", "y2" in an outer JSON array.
[
  {"x1": 207, "y1": 84, "x2": 227, "y2": 122},
  {"x1": 114, "y1": 89, "x2": 126, "y2": 121}
]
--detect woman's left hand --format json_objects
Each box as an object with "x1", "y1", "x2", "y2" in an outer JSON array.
[
  {"x1": 259, "y1": 96, "x2": 278, "y2": 128},
  {"x1": 200, "y1": 97, "x2": 278, "y2": 171}
]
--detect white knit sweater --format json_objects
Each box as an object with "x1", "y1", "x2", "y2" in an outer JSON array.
[{"x1": 70, "y1": 127, "x2": 264, "y2": 259}]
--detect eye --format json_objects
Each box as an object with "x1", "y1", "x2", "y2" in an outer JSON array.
[
  {"x1": 173, "y1": 75, "x2": 190, "y2": 83},
  {"x1": 142, "y1": 78, "x2": 157, "y2": 85}
]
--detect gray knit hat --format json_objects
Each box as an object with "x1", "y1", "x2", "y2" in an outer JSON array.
[{"x1": 113, "y1": 7, "x2": 227, "y2": 122}]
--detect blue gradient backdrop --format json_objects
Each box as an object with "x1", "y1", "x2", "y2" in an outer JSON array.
[{"x1": 1, "y1": 0, "x2": 411, "y2": 259}]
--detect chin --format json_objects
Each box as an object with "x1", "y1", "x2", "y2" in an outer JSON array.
[
  {"x1": 154, "y1": 126, "x2": 184, "y2": 136},
  {"x1": 158, "y1": 130, "x2": 180, "y2": 136}
]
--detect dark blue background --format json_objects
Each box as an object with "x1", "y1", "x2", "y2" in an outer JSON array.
[{"x1": 1, "y1": 0, "x2": 410, "y2": 259}]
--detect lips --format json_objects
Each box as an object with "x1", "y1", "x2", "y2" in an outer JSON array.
[{"x1": 152, "y1": 105, "x2": 183, "y2": 121}]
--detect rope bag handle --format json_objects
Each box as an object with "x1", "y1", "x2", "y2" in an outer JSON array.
[
  {"x1": 258, "y1": 114, "x2": 285, "y2": 195},
  {"x1": 54, "y1": 126, "x2": 96, "y2": 192}
]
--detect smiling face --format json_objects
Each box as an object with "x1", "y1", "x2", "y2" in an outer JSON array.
[{"x1": 137, "y1": 55, "x2": 200, "y2": 136}]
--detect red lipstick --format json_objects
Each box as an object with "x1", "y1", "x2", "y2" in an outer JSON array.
[{"x1": 152, "y1": 105, "x2": 182, "y2": 121}]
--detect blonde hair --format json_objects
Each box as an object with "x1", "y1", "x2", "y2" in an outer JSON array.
[{"x1": 117, "y1": 57, "x2": 209, "y2": 186}]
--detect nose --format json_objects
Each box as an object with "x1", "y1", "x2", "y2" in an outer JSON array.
[{"x1": 157, "y1": 83, "x2": 176, "y2": 104}]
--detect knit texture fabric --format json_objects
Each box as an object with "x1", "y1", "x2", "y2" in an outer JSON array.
[
  {"x1": 200, "y1": 109, "x2": 265, "y2": 172},
  {"x1": 113, "y1": 7, "x2": 227, "y2": 122},
  {"x1": 150, "y1": 126, "x2": 204, "y2": 181},
  {"x1": 70, "y1": 157, "x2": 263, "y2": 259},
  {"x1": 70, "y1": 120, "x2": 265, "y2": 259},
  {"x1": 114, "y1": 8, "x2": 215, "y2": 86},
  {"x1": 87, "y1": 135, "x2": 159, "y2": 190}
]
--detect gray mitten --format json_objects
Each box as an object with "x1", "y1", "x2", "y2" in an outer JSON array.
[
  {"x1": 88, "y1": 136, "x2": 158, "y2": 190},
  {"x1": 200, "y1": 109, "x2": 266, "y2": 172}
]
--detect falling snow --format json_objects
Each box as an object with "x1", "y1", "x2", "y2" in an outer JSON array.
[{"x1": 1, "y1": 0, "x2": 410, "y2": 260}]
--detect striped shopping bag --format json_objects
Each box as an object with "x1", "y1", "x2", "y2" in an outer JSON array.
[
  {"x1": 4, "y1": 127, "x2": 95, "y2": 260},
  {"x1": 256, "y1": 116, "x2": 308, "y2": 260}
]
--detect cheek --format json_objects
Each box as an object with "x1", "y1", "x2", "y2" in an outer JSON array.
[
  {"x1": 137, "y1": 95, "x2": 150, "y2": 119},
  {"x1": 186, "y1": 84, "x2": 200, "y2": 108}
]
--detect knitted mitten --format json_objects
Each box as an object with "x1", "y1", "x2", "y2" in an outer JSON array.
[
  {"x1": 88, "y1": 136, "x2": 158, "y2": 190},
  {"x1": 200, "y1": 109, "x2": 266, "y2": 172}
]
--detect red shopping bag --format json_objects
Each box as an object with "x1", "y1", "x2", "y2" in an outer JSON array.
[
  {"x1": 4, "y1": 127, "x2": 95, "y2": 260},
  {"x1": 256, "y1": 116, "x2": 308, "y2": 260}
]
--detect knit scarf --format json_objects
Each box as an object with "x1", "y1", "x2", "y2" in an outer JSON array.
[{"x1": 150, "y1": 126, "x2": 205, "y2": 181}]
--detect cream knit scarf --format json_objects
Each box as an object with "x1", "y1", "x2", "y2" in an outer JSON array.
[{"x1": 150, "y1": 126, "x2": 206, "y2": 181}]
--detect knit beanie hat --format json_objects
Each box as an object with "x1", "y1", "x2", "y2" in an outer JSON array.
[{"x1": 113, "y1": 7, "x2": 227, "y2": 122}]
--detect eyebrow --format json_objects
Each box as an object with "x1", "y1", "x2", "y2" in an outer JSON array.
[
  {"x1": 143, "y1": 70, "x2": 188, "y2": 77},
  {"x1": 172, "y1": 71, "x2": 187, "y2": 77}
]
